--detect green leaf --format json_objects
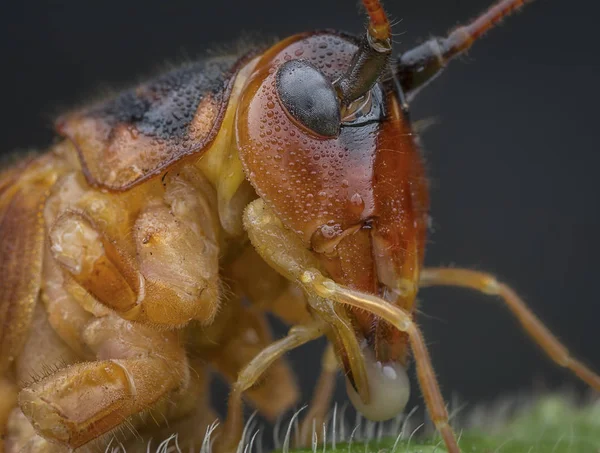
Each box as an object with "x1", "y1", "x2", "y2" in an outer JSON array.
[{"x1": 282, "y1": 396, "x2": 600, "y2": 453}]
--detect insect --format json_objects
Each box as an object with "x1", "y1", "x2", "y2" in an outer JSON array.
[{"x1": 1, "y1": 0, "x2": 598, "y2": 452}]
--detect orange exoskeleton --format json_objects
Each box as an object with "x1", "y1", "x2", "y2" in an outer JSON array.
[{"x1": 1, "y1": 0, "x2": 599, "y2": 452}]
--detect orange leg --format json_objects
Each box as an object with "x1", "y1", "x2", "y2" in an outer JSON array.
[
  {"x1": 216, "y1": 322, "x2": 324, "y2": 453},
  {"x1": 408, "y1": 323, "x2": 458, "y2": 453},
  {"x1": 420, "y1": 268, "x2": 600, "y2": 391},
  {"x1": 302, "y1": 273, "x2": 460, "y2": 453},
  {"x1": 243, "y1": 200, "x2": 460, "y2": 453},
  {"x1": 298, "y1": 343, "x2": 338, "y2": 446}
]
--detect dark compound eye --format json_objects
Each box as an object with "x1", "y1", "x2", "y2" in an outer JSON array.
[{"x1": 276, "y1": 59, "x2": 341, "y2": 138}]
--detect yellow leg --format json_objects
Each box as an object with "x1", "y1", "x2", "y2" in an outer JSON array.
[
  {"x1": 420, "y1": 267, "x2": 600, "y2": 391},
  {"x1": 217, "y1": 322, "x2": 324, "y2": 453},
  {"x1": 243, "y1": 199, "x2": 460, "y2": 453},
  {"x1": 300, "y1": 272, "x2": 460, "y2": 453},
  {"x1": 195, "y1": 299, "x2": 301, "y2": 420}
]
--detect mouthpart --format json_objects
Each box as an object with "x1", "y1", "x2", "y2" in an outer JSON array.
[{"x1": 345, "y1": 345, "x2": 410, "y2": 421}]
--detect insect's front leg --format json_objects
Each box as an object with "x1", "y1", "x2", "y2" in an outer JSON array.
[
  {"x1": 18, "y1": 314, "x2": 190, "y2": 450},
  {"x1": 243, "y1": 199, "x2": 461, "y2": 453}
]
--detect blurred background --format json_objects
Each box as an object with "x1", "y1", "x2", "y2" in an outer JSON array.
[{"x1": 1, "y1": 0, "x2": 598, "y2": 422}]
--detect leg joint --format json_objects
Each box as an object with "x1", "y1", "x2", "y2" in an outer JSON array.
[{"x1": 479, "y1": 274, "x2": 501, "y2": 295}]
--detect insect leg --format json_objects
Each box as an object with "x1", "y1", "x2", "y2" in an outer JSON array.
[
  {"x1": 197, "y1": 301, "x2": 300, "y2": 420},
  {"x1": 299, "y1": 275, "x2": 460, "y2": 453},
  {"x1": 45, "y1": 165, "x2": 221, "y2": 328},
  {"x1": 244, "y1": 199, "x2": 370, "y2": 399},
  {"x1": 217, "y1": 322, "x2": 324, "y2": 453},
  {"x1": 420, "y1": 267, "x2": 600, "y2": 391},
  {"x1": 243, "y1": 199, "x2": 460, "y2": 453},
  {"x1": 298, "y1": 342, "x2": 338, "y2": 446},
  {"x1": 229, "y1": 244, "x2": 314, "y2": 327},
  {"x1": 110, "y1": 360, "x2": 217, "y2": 452}
]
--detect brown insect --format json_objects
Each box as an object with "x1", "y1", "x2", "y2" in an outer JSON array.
[{"x1": 1, "y1": 0, "x2": 598, "y2": 452}]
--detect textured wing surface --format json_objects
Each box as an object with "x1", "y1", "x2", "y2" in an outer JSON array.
[
  {"x1": 0, "y1": 157, "x2": 60, "y2": 373},
  {"x1": 57, "y1": 54, "x2": 248, "y2": 191}
]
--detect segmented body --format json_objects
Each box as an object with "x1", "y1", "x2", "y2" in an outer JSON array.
[{"x1": 0, "y1": 32, "x2": 427, "y2": 451}]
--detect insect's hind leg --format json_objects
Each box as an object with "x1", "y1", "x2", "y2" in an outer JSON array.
[
  {"x1": 216, "y1": 322, "x2": 324, "y2": 453},
  {"x1": 420, "y1": 267, "x2": 600, "y2": 391}
]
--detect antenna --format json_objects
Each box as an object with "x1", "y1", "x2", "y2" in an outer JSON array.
[
  {"x1": 334, "y1": 0, "x2": 392, "y2": 108},
  {"x1": 362, "y1": 0, "x2": 392, "y2": 42},
  {"x1": 397, "y1": 0, "x2": 535, "y2": 98}
]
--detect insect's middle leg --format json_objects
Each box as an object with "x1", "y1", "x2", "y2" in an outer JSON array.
[
  {"x1": 217, "y1": 322, "x2": 324, "y2": 453},
  {"x1": 420, "y1": 267, "x2": 600, "y2": 391},
  {"x1": 298, "y1": 343, "x2": 338, "y2": 446}
]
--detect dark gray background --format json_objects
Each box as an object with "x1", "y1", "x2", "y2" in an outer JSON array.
[{"x1": 2, "y1": 0, "x2": 598, "y2": 417}]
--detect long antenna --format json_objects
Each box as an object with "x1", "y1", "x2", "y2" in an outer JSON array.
[
  {"x1": 397, "y1": 0, "x2": 535, "y2": 97},
  {"x1": 334, "y1": 0, "x2": 392, "y2": 107},
  {"x1": 443, "y1": 0, "x2": 531, "y2": 60}
]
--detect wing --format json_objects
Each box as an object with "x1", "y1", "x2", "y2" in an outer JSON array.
[
  {"x1": 0, "y1": 155, "x2": 63, "y2": 374},
  {"x1": 56, "y1": 53, "x2": 254, "y2": 191}
]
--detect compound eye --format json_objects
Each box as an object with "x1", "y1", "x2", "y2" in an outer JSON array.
[{"x1": 276, "y1": 59, "x2": 341, "y2": 138}]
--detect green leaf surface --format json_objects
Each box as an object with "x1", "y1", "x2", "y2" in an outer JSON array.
[{"x1": 282, "y1": 397, "x2": 600, "y2": 453}]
